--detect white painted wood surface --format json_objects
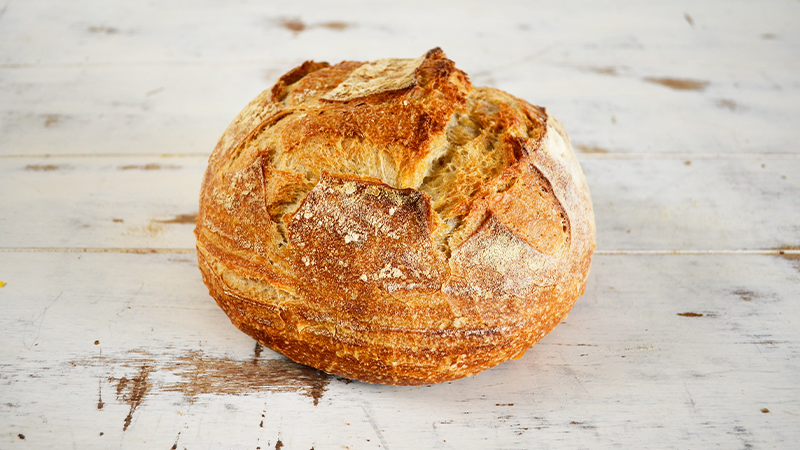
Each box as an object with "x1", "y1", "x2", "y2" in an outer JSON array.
[
  {"x1": 2, "y1": 156, "x2": 799, "y2": 251},
  {"x1": 1, "y1": 1, "x2": 799, "y2": 448}
]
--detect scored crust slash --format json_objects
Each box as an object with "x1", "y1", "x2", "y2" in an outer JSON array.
[{"x1": 195, "y1": 48, "x2": 595, "y2": 385}]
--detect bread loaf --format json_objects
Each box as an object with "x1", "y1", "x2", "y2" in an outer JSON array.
[{"x1": 195, "y1": 48, "x2": 595, "y2": 385}]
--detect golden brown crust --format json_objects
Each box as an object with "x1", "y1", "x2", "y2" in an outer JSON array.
[{"x1": 195, "y1": 48, "x2": 595, "y2": 385}]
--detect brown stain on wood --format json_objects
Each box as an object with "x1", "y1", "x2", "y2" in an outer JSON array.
[
  {"x1": 118, "y1": 163, "x2": 180, "y2": 171},
  {"x1": 589, "y1": 67, "x2": 618, "y2": 76},
  {"x1": 716, "y1": 99, "x2": 740, "y2": 111},
  {"x1": 575, "y1": 145, "x2": 609, "y2": 154},
  {"x1": 162, "y1": 350, "x2": 331, "y2": 405},
  {"x1": 171, "y1": 431, "x2": 181, "y2": 449},
  {"x1": 776, "y1": 245, "x2": 800, "y2": 258},
  {"x1": 677, "y1": 312, "x2": 703, "y2": 317},
  {"x1": 732, "y1": 289, "x2": 758, "y2": 302},
  {"x1": 569, "y1": 420, "x2": 597, "y2": 429},
  {"x1": 88, "y1": 26, "x2": 119, "y2": 34},
  {"x1": 113, "y1": 363, "x2": 153, "y2": 431},
  {"x1": 254, "y1": 341, "x2": 264, "y2": 364},
  {"x1": 776, "y1": 245, "x2": 800, "y2": 272},
  {"x1": 155, "y1": 214, "x2": 197, "y2": 225},
  {"x1": 280, "y1": 18, "x2": 306, "y2": 33},
  {"x1": 25, "y1": 164, "x2": 64, "y2": 171},
  {"x1": 319, "y1": 22, "x2": 350, "y2": 30},
  {"x1": 43, "y1": 114, "x2": 62, "y2": 127},
  {"x1": 645, "y1": 77, "x2": 709, "y2": 91},
  {"x1": 275, "y1": 439, "x2": 284, "y2": 449},
  {"x1": 278, "y1": 18, "x2": 352, "y2": 34},
  {"x1": 79, "y1": 349, "x2": 332, "y2": 410},
  {"x1": 98, "y1": 378, "x2": 104, "y2": 410}
]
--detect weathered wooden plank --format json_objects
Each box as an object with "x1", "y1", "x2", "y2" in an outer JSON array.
[
  {"x1": 2, "y1": 1, "x2": 799, "y2": 156},
  {"x1": 3, "y1": 61, "x2": 798, "y2": 157},
  {"x1": 2, "y1": 156, "x2": 798, "y2": 251},
  {"x1": 1, "y1": 252, "x2": 798, "y2": 448},
  {"x1": 586, "y1": 157, "x2": 800, "y2": 251},
  {"x1": 0, "y1": 156, "x2": 205, "y2": 249},
  {"x1": 0, "y1": 65, "x2": 281, "y2": 156},
  {"x1": 2, "y1": 0, "x2": 797, "y2": 69}
]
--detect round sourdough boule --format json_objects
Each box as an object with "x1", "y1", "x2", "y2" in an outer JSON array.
[{"x1": 195, "y1": 48, "x2": 595, "y2": 385}]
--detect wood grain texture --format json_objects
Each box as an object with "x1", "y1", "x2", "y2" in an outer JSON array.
[
  {"x1": 0, "y1": 156, "x2": 204, "y2": 249},
  {"x1": 1, "y1": 156, "x2": 797, "y2": 251},
  {"x1": 1, "y1": 1, "x2": 799, "y2": 157},
  {"x1": 2, "y1": 0, "x2": 800, "y2": 448},
  {"x1": 1, "y1": 252, "x2": 798, "y2": 448}
]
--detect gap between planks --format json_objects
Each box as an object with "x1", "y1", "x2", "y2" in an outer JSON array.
[{"x1": 0, "y1": 248, "x2": 798, "y2": 255}]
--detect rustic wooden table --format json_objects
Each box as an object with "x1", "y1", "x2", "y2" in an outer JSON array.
[{"x1": 2, "y1": 1, "x2": 799, "y2": 448}]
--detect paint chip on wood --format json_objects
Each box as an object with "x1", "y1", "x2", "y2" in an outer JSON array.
[
  {"x1": 588, "y1": 67, "x2": 618, "y2": 76},
  {"x1": 155, "y1": 214, "x2": 197, "y2": 224},
  {"x1": 118, "y1": 164, "x2": 180, "y2": 171},
  {"x1": 162, "y1": 351, "x2": 331, "y2": 405},
  {"x1": 644, "y1": 77, "x2": 709, "y2": 91},
  {"x1": 76, "y1": 349, "x2": 332, "y2": 408},
  {"x1": 321, "y1": 22, "x2": 350, "y2": 30},
  {"x1": 279, "y1": 18, "x2": 306, "y2": 33},
  {"x1": 276, "y1": 18, "x2": 353, "y2": 34},
  {"x1": 114, "y1": 363, "x2": 153, "y2": 431}
]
